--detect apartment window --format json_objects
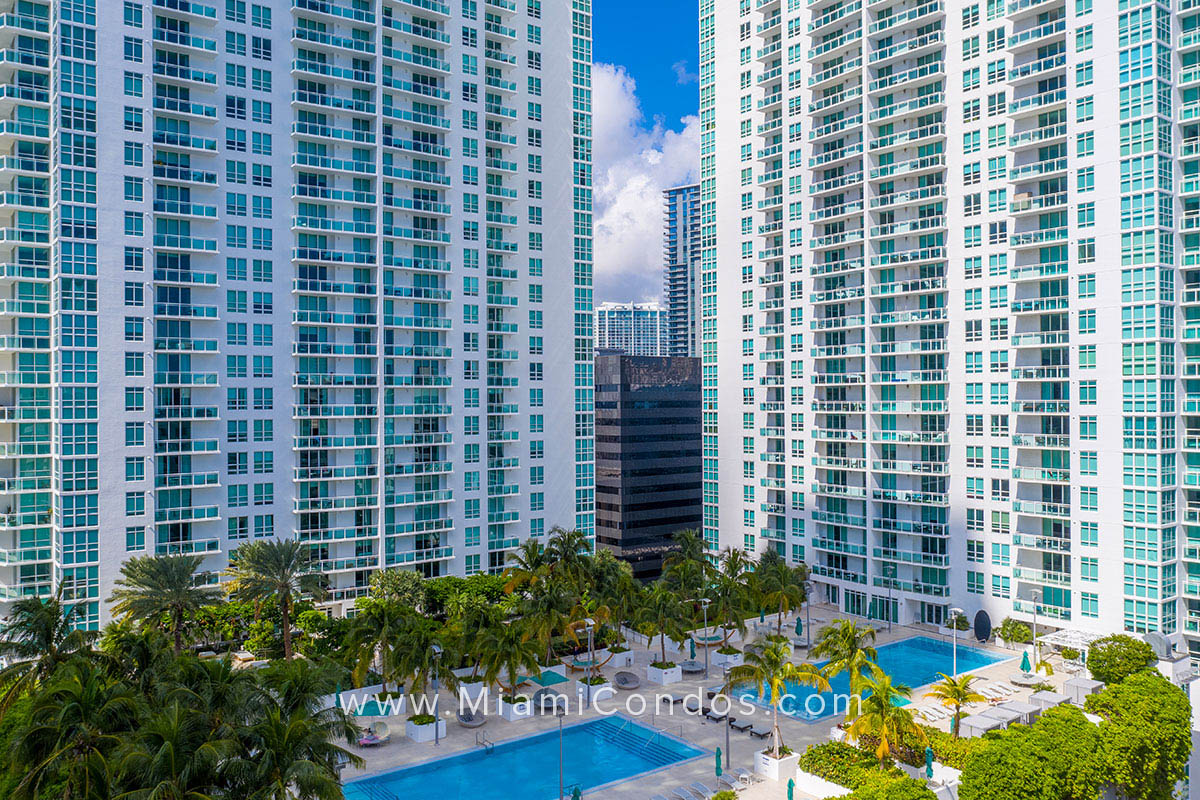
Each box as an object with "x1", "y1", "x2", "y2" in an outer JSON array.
[
  {"x1": 1079, "y1": 274, "x2": 1096, "y2": 298},
  {"x1": 1079, "y1": 309, "x2": 1096, "y2": 334}
]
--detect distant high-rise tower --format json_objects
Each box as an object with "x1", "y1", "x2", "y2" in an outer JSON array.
[
  {"x1": 663, "y1": 184, "x2": 701, "y2": 357},
  {"x1": 595, "y1": 302, "x2": 668, "y2": 357}
]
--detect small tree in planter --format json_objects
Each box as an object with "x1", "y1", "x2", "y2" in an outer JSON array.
[
  {"x1": 635, "y1": 582, "x2": 688, "y2": 668},
  {"x1": 923, "y1": 673, "x2": 985, "y2": 738},
  {"x1": 479, "y1": 617, "x2": 542, "y2": 710},
  {"x1": 996, "y1": 617, "x2": 1032, "y2": 648},
  {"x1": 725, "y1": 639, "x2": 829, "y2": 767},
  {"x1": 847, "y1": 666, "x2": 926, "y2": 768}
]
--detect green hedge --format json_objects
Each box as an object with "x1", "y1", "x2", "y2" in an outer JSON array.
[
  {"x1": 853, "y1": 725, "x2": 984, "y2": 771},
  {"x1": 797, "y1": 742, "x2": 905, "y2": 793}
]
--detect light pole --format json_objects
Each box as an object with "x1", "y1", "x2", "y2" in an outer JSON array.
[
  {"x1": 949, "y1": 607, "x2": 964, "y2": 676},
  {"x1": 804, "y1": 578, "x2": 813, "y2": 649},
  {"x1": 431, "y1": 643, "x2": 443, "y2": 746},
  {"x1": 583, "y1": 618, "x2": 595, "y2": 707},
  {"x1": 558, "y1": 707, "x2": 566, "y2": 800},
  {"x1": 698, "y1": 598, "x2": 711, "y2": 679},
  {"x1": 1031, "y1": 590, "x2": 1041, "y2": 670},
  {"x1": 882, "y1": 564, "x2": 895, "y2": 632}
]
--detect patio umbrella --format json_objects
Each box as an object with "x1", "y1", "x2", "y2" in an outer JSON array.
[
  {"x1": 925, "y1": 746, "x2": 934, "y2": 779},
  {"x1": 690, "y1": 638, "x2": 696, "y2": 660},
  {"x1": 715, "y1": 747, "x2": 722, "y2": 777},
  {"x1": 787, "y1": 777, "x2": 795, "y2": 800},
  {"x1": 794, "y1": 617, "x2": 803, "y2": 637},
  {"x1": 1020, "y1": 650, "x2": 1032, "y2": 673}
]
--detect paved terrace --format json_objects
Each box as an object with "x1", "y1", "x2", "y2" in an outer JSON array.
[{"x1": 341, "y1": 605, "x2": 1029, "y2": 799}]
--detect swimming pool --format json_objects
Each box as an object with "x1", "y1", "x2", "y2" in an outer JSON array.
[
  {"x1": 731, "y1": 635, "x2": 1009, "y2": 722},
  {"x1": 345, "y1": 717, "x2": 704, "y2": 800}
]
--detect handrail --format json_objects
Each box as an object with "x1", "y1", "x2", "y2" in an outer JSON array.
[{"x1": 475, "y1": 730, "x2": 494, "y2": 752}]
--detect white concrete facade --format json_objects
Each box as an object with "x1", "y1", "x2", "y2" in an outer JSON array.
[
  {"x1": 704, "y1": 0, "x2": 1200, "y2": 649},
  {"x1": 0, "y1": 0, "x2": 593, "y2": 624}
]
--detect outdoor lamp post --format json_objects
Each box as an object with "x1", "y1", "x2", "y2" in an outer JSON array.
[
  {"x1": 431, "y1": 643, "x2": 443, "y2": 746},
  {"x1": 1031, "y1": 590, "x2": 1041, "y2": 669},
  {"x1": 949, "y1": 607, "x2": 964, "y2": 676},
  {"x1": 882, "y1": 564, "x2": 896, "y2": 632},
  {"x1": 698, "y1": 598, "x2": 711, "y2": 679},
  {"x1": 558, "y1": 707, "x2": 566, "y2": 800},
  {"x1": 583, "y1": 618, "x2": 595, "y2": 707},
  {"x1": 804, "y1": 578, "x2": 813, "y2": 649}
]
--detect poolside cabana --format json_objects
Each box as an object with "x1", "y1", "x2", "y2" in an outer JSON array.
[
  {"x1": 1029, "y1": 689, "x2": 1069, "y2": 710},
  {"x1": 980, "y1": 705, "x2": 1022, "y2": 730},
  {"x1": 996, "y1": 700, "x2": 1039, "y2": 725},
  {"x1": 958, "y1": 713, "x2": 1004, "y2": 738},
  {"x1": 1063, "y1": 676, "x2": 1103, "y2": 705}
]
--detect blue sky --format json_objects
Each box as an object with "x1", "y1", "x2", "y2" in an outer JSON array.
[
  {"x1": 591, "y1": 0, "x2": 701, "y2": 304},
  {"x1": 594, "y1": 0, "x2": 699, "y2": 129}
]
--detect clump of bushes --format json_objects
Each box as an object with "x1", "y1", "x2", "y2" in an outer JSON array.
[{"x1": 1086, "y1": 634, "x2": 1155, "y2": 685}]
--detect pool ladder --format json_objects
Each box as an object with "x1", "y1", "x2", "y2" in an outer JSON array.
[{"x1": 475, "y1": 730, "x2": 494, "y2": 753}]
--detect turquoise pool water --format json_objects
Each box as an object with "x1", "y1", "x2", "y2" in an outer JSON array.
[
  {"x1": 345, "y1": 717, "x2": 703, "y2": 800},
  {"x1": 732, "y1": 635, "x2": 1009, "y2": 722}
]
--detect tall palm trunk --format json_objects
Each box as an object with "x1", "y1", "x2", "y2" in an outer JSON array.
[
  {"x1": 280, "y1": 593, "x2": 293, "y2": 659},
  {"x1": 172, "y1": 608, "x2": 184, "y2": 656}
]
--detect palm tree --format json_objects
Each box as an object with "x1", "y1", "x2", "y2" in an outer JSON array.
[
  {"x1": 544, "y1": 526, "x2": 591, "y2": 590},
  {"x1": 478, "y1": 620, "x2": 541, "y2": 700},
  {"x1": 11, "y1": 661, "x2": 138, "y2": 800},
  {"x1": 924, "y1": 673, "x2": 986, "y2": 738},
  {"x1": 114, "y1": 702, "x2": 228, "y2": 800},
  {"x1": 663, "y1": 529, "x2": 710, "y2": 599},
  {"x1": 724, "y1": 639, "x2": 829, "y2": 759},
  {"x1": 634, "y1": 582, "x2": 688, "y2": 665},
  {"x1": 107, "y1": 554, "x2": 222, "y2": 656},
  {"x1": 756, "y1": 557, "x2": 807, "y2": 635},
  {"x1": 0, "y1": 592, "x2": 97, "y2": 718},
  {"x1": 811, "y1": 619, "x2": 878, "y2": 694},
  {"x1": 223, "y1": 540, "x2": 326, "y2": 660},
  {"x1": 519, "y1": 580, "x2": 572, "y2": 665},
  {"x1": 503, "y1": 538, "x2": 547, "y2": 594},
  {"x1": 392, "y1": 616, "x2": 454, "y2": 716},
  {"x1": 712, "y1": 547, "x2": 751, "y2": 640},
  {"x1": 345, "y1": 600, "x2": 409, "y2": 693},
  {"x1": 847, "y1": 666, "x2": 926, "y2": 768},
  {"x1": 223, "y1": 705, "x2": 361, "y2": 800}
]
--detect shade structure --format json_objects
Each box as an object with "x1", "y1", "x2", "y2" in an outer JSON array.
[
  {"x1": 958, "y1": 712, "x2": 1004, "y2": 737},
  {"x1": 1063, "y1": 676, "x2": 1104, "y2": 706},
  {"x1": 981, "y1": 705, "x2": 1021, "y2": 729},
  {"x1": 997, "y1": 700, "x2": 1039, "y2": 725},
  {"x1": 1029, "y1": 690, "x2": 1069, "y2": 710}
]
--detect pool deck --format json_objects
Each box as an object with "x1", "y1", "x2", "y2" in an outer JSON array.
[{"x1": 341, "y1": 606, "x2": 1030, "y2": 800}]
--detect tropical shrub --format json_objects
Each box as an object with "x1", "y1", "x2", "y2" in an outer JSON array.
[
  {"x1": 958, "y1": 705, "x2": 1103, "y2": 800},
  {"x1": 408, "y1": 713, "x2": 437, "y2": 725},
  {"x1": 1086, "y1": 634, "x2": 1155, "y2": 685},
  {"x1": 1059, "y1": 647, "x2": 1079, "y2": 662},
  {"x1": 845, "y1": 777, "x2": 936, "y2": 800},
  {"x1": 995, "y1": 617, "x2": 1031, "y2": 644},
  {"x1": 1084, "y1": 671, "x2": 1191, "y2": 800},
  {"x1": 797, "y1": 742, "x2": 922, "y2": 799}
]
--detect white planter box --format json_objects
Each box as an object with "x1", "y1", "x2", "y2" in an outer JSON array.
[
  {"x1": 647, "y1": 664, "x2": 683, "y2": 685},
  {"x1": 575, "y1": 682, "x2": 613, "y2": 708},
  {"x1": 458, "y1": 680, "x2": 488, "y2": 704},
  {"x1": 794, "y1": 768, "x2": 850, "y2": 797},
  {"x1": 499, "y1": 697, "x2": 535, "y2": 722},
  {"x1": 608, "y1": 649, "x2": 634, "y2": 668},
  {"x1": 712, "y1": 651, "x2": 744, "y2": 668},
  {"x1": 755, "y1": 749, "x2": 800, "y2": 781},
  {"x1": 406, "y1": 719, "x2": 447, "y2": 743}
]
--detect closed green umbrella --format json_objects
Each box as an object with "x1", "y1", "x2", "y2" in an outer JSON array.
[
  {"x1": 1020, "y1": 650, "x2": 1032, "y2": 673},
  {"x1": 794, "y1": 617, "x2": 803, "y2": 637},
  {"x1": 571, "y1": 787, "x2": 581, "y2": 800},
  {"x1": 787, "y1": 777, "x2": 795, "y2": 800},
  {"x1": 925, "y1": 746, "x2": 934, "y2": 779},
  {"x1": 759, "y1": 608, "x2": 765, "y2": 623},
  {"x1": 690, "y1": 638, "x2": 696, "y2": 660},
  {"x1": 715, "y1": 746, "x2": 722, "y2": 778}
]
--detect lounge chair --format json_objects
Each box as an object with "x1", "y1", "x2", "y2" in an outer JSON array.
[
  {"x1": 457, "y1": 708, "x2": 486, "y2": 728},
  {"x1": 614, "y1": 671, "x2": 641, "y2": 690},
  {"x1": 704, "y1": 709, "x2": 730, "y2": 723},
  {"x1": 669, "y1": 787, "x2": 700, "y2": 800},
  {"x1": 731, "y1": 767, "x2": 760, "y2": 784},
  {"x1": 689, "y1": 782, "x2": 717, "y2": 798},
  {"x1": 749, "y1": 724, "x2": 772, "y2": 738},
  {"x1": 716, "y1": 774, "x2": 742, "y2": 791},
  {"x1": 684, "y1": 697, "x2": 705, "y2": 714},
  {"x1": 729, "y1": 718, "x2": 753, "y2": 732},
  {"x1": 660, "y1": 693, "x2": 686, "y2": 705}
]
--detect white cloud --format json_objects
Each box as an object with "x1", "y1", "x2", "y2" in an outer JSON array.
[
  {"x1": 672, "y1": 60, "x2": 699, "y2": 85},
  {"x1": 592, "y1": 63, "x2": 699, "y2": 305}
]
